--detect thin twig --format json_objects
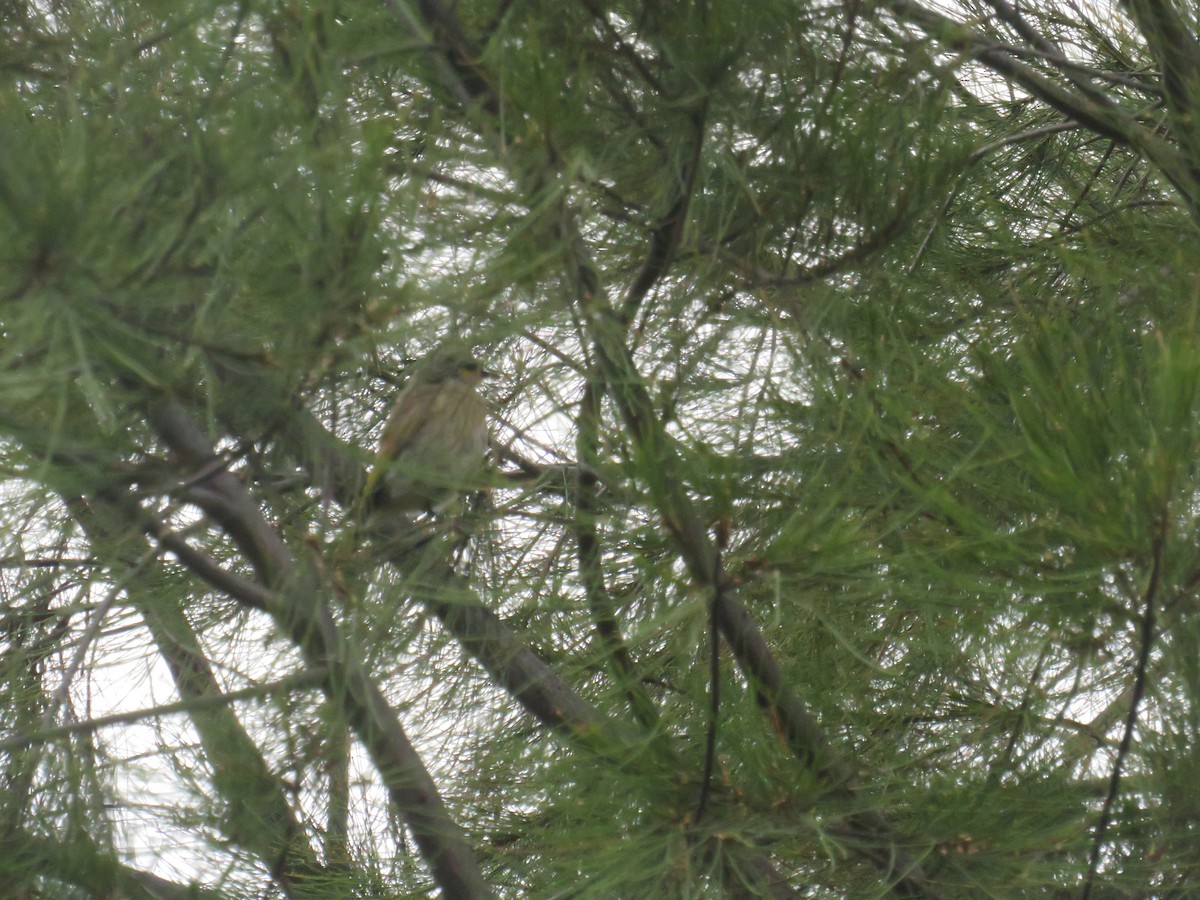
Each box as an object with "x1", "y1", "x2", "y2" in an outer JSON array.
[
  {"x1": 41, "y1": 547, "x2": 158, "y2": 733},
  {"x1": 1080, "y1": 519, "x2": 1165, "y2": 899},
  {"x1": 3, "y1": 670, "x2": 326, "y2": 752}
]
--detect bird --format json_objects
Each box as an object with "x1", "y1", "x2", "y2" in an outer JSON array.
[{"x1": 363, "y1": 343, "x2": 491, "y2": 515}]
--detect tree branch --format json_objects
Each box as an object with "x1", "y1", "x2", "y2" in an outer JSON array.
[
  {"x1": 1081, "y1": 516, "x2": 1165, "y2": 899},
  {"x1": 578, "y1": 284, "x2": 939, "y2": 898},
  {"x1": 67, "y1": 493, "x2": 328, "y2": 897},
  {"x1": 219, "y1": 383, "x2": 647, "y2": 755},
  {"x1": 1120, "y1": 0, "x2": 1200, "y2": 186},
  {"x1": 574, "y1": 375, "x2": 659, "y2": 729},
  {"x1": 1, "y1": 828, "x2": 222, "y2": 900},
  {"x1": 885, "y1": 0, "x2": 1200, "y2": 226},
  {"x1": 148, "y1": 400, "x2": 494, "y2": 900},
  {"x1": 0, "y1": 670, "x2": 325, "y2": 752}
]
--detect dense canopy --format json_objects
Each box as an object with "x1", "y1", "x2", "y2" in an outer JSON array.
[{"x1": 2, "y1": 1, "x2": 1200, "y2": 896}]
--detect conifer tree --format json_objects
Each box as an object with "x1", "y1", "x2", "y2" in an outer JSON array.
[{"x1": 1, "y1": 1, "x2": 1198, "y2": 896}]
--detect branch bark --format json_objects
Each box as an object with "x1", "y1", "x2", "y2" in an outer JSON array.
[
  {"x1": 68, "y1": 493, "x2": 329, "y2": 898},
  {"x1": 148, "y1": 400, "x2": 493, "y2": 900},
  {"x1": 1120, "y1": 0, "x2": 1200, "y2": 186},
  {"x1": 886, "y1": 0, "x2": 1200, "y2": 226},
  {"x1": 1, "y1": 827, "x2": 222, "y2": 900}
]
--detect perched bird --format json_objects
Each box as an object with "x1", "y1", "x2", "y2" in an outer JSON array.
[{"x1": 364, "y1": 343, "x2": 491, "y2": 514}]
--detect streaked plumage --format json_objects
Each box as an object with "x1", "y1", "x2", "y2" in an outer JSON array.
[{"x1": 364, "y1": 344, "x2": 490, "y2": 513}]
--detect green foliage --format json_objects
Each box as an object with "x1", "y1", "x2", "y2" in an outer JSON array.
[{"x1": 1, "y1": 0, "x2": 1199, "y2": 897}]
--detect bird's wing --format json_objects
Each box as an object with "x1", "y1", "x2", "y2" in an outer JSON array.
[
  {"x1": 363, "y1": 381, "x2": 439, "y2": 500},
  {"x1": 379, "y1": 382, "x2": 440, "y2": 457}
]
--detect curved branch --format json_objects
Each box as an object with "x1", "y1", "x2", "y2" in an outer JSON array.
[
  {"x1": 886, "y1": 0, "x2": 1200, "y2": 227},
  {"x1": 2, "y1": 828, "x2": 222, "y2": 900},
  {"x1": 66, "y1": 494, "x2": 328, "y2": 897},
  {"x1": 148, "y1": 401, "x2": 493, "y2": 900},
  {"x1": 1121, "y1": 0, "x2": 1200, "y2": 186}
]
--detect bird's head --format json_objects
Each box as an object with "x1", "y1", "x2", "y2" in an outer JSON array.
[{"x1": 415, "y1": 342, "x2": 491, "y2": 386}]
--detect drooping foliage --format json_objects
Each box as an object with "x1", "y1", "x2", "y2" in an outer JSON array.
[{"x1": 2, "y1": 1, "x2": 1200, "y2": 896}]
